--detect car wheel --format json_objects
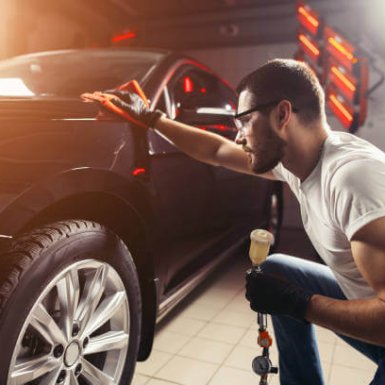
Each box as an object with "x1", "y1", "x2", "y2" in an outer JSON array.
[
  {"x1": 267, "y1": 182, "x2": 284, "y2": 250},
  {"x1": 0, "y1": 220, "x2": 141, "y2": 385}
]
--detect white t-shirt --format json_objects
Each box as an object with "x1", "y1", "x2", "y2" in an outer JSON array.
[{"x1": 273, "y1": 131, "x2": 385, "y2": 299}]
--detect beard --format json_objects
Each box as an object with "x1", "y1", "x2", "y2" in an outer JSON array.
[{"x1": 246, "y1": 123, "x2": 286, "y2": 174}]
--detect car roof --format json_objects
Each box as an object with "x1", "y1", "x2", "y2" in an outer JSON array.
[{"x1": 2, "y1": 48, "x2": 171, "y2": 63}]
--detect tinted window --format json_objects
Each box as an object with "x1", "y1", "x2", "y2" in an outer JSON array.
[{"x1": 0, "y1": 50, "x2": 162, "y2": 97}]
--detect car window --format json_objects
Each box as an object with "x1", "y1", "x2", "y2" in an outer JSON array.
[
  {"x1": 169, "y1": 67, "x2": 237, "y2": 119},
  {"x1": 0, "y1": 50, "x2": 162, "y2": 97}
]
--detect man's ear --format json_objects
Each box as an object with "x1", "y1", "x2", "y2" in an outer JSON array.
[
  {"x1": 271, "y1": 100, "x2": 291, "y2": 139},
  {"x1": 278, "y1": 100, "x2": 292, "y2": 125}
]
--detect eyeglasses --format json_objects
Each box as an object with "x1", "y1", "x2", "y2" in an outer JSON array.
[{"x1": 233, "y1": 100, "x2": 299, "y2": 132}]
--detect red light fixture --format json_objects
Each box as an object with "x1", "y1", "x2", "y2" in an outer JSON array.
[
  {"x1": 111, "y1": 31, "x2": 137, "y2": 43},
  {"x1": 324, "y1": 27, "x2": 358, "y2": 72},
  {"x1": 328, "y1": 62, "x2": 357, "y2": 101},
  {"x1": 296, "y1": 2, "x2": 322, "y2": 36},
  {"x1": 326, "y1": 86, "x2": 357, "y2": 130},
  {"x1": 297, "y1": 32, "x2": 321, "y2": 64}
]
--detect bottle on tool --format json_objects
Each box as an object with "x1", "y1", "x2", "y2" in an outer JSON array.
[{"x1": 249, "y1": 229, "x2": 278, "y2": 385}]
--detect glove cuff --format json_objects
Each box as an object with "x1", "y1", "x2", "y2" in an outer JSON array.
[{"x1": 148, "y1": 110, "x2": 166, "y2": 128}]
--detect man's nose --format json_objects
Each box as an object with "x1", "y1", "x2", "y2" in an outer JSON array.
[{"x1": 235, "y1": 135, "x2": 247, "y2": 146}]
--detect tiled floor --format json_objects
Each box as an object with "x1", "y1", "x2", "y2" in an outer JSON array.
[{"x1": 132, "y1": 227, "x2": 377, "y2": 385}]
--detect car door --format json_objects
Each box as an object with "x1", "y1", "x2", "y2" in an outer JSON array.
[
  {"x1": 148, "y1": 63, "x2": 271, "y2": 293},
  {"x1": 147, "y1": 65, "x2": 226, "y2": 292}
]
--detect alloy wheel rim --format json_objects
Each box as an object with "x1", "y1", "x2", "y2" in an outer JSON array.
[{"x1": 8, "y1": 259, "x2": 130, "y2": 385}]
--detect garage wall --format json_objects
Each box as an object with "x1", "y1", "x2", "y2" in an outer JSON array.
[
  {"x1": 0, "y1": 1, "x2": 16, "y2": 59},
  {"x1": 185, "y1": 42, "x2": 296, "y2": 89},
  {"x1": 27, "y1": 13, "x2": 86, "y2": 52},
  {"x1": 0, "y1": 5, "x2": 96, "y2": 60}
]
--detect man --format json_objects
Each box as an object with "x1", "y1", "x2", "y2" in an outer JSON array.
[{"x1": 83, "y1": 59, "x2": 385, "y2": 384}]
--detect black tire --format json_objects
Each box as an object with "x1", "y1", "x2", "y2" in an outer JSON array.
[
  {"x1": 267, "y1": 182, "x2": 284, "y2": 250},
  {"x1": 0, "y1": 220, "x2": 141, "y2": 385}
]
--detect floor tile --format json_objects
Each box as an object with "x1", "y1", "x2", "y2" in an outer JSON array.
[
  {"x1": 156, "y1": 356, "x2": 218, "y2": 385},
  {"x1": 208, "y1": 365, "x2": 269, "y2": 385},
  {"x1": 315, "y1": 326, "x2": 338, "y2": 345},
  {"x1": 328, "y1": 365, "x2": 375, "y2": 385},
  {"x1": 318, "y1": 341, "x2": 336, "y2": 365},
  {"x1": 152, "y1": 330, "x2": 191, "y2": 354},
  {"x1": 177, "y1": 302, "x2": 222, "y2": 322},
  {"x1": 223, "y1": 295, "x2": 253, "y2": 314},
  {"x1": 333, "y1": 341, "x2": 377, "y2": 371},
  {"x1": 178, "y1": 336, "x2": 234, "y2": 364},
  {"x1": 131, "y1": 373, "x2": 150, "y2": 385},
  {"x1": 146, "y1": 380, "x2": 182, "y2": 385},
  {"x1": 238, "y1": 329, "x2": 260, "y2": 348},
  {"x1": 135, "y1": 350, "x2": 173, "y2": 376},
  {"x1": 211, "y1": 307, "x2": 255, "y2": 328},
  {"x1": 224, "y1": 345, "x2": 258, "y2": 371},
  {"x1": 198, "y1": 322, "x2": 246, "y2": 344},
  {"x1": 158, "y1": 316, "x2": 206, "y2": 337}
]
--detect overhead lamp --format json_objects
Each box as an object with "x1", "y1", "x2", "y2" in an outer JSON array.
[{"x1": 296, "y1": 2, "x2": 323, "y2": 36}]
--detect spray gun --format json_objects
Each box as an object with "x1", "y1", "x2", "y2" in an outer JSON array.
[{"x1": 248, "y1": 229, "x2": 278, "y2": 385}]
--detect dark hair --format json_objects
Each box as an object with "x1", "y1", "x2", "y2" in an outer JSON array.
[{"x1": 236, "y1": 59, "x2": 325, "y2": 124}]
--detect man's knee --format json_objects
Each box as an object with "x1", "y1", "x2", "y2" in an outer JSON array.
[{"x1": 261, "y1": 253, "x2": 295, "y2": 274}]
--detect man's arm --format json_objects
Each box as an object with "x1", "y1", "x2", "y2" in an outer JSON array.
[
  {"x1": 155, "y1": 116, "x2": 277, "y2": 180},
  {"x1": 305, "y1": 216, "x2": 385, "y2": 346},
  {"x1": 81, "y1": 90, "x2": 277, "y2": 180}
]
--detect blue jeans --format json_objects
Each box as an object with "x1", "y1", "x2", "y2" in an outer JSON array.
[{"x1": 261, "y1": 253, "x2": 385, "y2": 385}]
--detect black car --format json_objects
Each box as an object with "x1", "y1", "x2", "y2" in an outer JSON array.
[{"x1": 0, "y1": 49, "x2": 283, "y2": 385}]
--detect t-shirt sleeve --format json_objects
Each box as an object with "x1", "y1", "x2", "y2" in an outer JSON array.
[
  {"x1": 272, "y1": 163, "x2": 300, "y2": 198},
  {"x1": 332, "y1": 158, "x2": 385, "y2": 240}
]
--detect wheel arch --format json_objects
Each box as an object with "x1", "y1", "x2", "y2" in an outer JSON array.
[{"x1": 20, "y1": 190, "x2": 158, "y2": 361}]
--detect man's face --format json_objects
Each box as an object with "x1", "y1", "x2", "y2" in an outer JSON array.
[{"x1": 235, "y1": 90, "x2": 286, "y2": 174}]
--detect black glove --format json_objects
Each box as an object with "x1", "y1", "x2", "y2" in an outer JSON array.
[
  {"x1": 107, "y1": 90, "x2": 165, "y2": 129},
  {"x1": 245, "y1": 269, "x2": 313, "y2": 321}
]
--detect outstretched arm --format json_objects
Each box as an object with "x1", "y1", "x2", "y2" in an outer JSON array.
[
  {"x1": 82, "y1": 90, "x2": 277, "y2": 179},
  {"x1": 155, "y1": 115, "x2": 275, "y2": 178}
]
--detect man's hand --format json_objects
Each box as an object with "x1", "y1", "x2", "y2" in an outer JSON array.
[
  {"x1": 81, "y1": 91, "x2": 164, "y2": 129},
  {"x1": 245, "y1": 269, "x2": 313, "y2": 321}
]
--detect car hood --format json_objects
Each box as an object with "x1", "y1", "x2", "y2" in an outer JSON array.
[{"x1": 0, "y1": 97, "x2": 103, "y2": 120}]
